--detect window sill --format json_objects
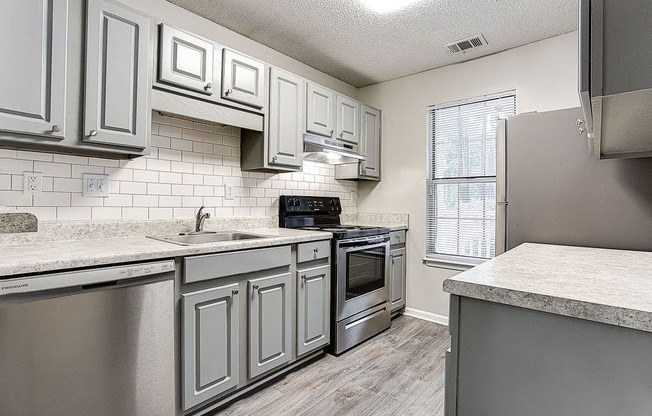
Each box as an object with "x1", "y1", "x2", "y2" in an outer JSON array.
[{"x1": 422, "y1": 255, "x2": 488, "y2": 271}]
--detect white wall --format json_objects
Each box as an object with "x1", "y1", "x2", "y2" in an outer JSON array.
[
  {"x1": 124, "y1": 0, "x2": 357, "y2": 97},
  {"x1": 357, "y1": 32, "x2": 581, "y2": 319}
]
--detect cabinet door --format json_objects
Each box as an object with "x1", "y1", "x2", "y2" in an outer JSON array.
[
  {"x1": 390, "y1": 248, "x2": 406, "y2": 311},
  {"x1": 0, "y1": 0, "x2": 67, "y2": 139},
  {"x1": 182, "y1": 283, "x2": 240, "y2": 411},
  {"x1": 248, "y1": 272, "x2": 292, "y2": 378},
  {"x1": 297, "y1": 265, "x2": 330, "y2": 356},
  {"x1": 84, "y1": 0, "x2": 151, "y2": 149},
  {"x1": 158, "y1": 24, "x2": 215, "y2": 95},
  {"x1": 222, "y1": 49, "x2": 265, "y2": 108},
  {"x1": 268, "y1": 67, "x2": 303, "y2": 168},
  {"x1": 306, "y1": 83, "x2": 335, "y2": 137},
  {"x1": 360, "y1": 105, "x2": 381, "y2": 179},
  {"x1": 336, "y1": 94, "x2": 360, "y2": 145}
]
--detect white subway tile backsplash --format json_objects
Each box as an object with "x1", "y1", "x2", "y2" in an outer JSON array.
[{"x1": 0, "y1": 112, "x2": 358, "y2": 220}]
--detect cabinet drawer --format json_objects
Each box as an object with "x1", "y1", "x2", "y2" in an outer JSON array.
[
  {"x1": 389, "y1": 230, "x2": 406, "y2": 246},
  {"x1": 297, "y1": 240, "x2": 330, "y2": 263},
  {"x1": 184, "y1": 245, "x2": 290, "y2": 284}
]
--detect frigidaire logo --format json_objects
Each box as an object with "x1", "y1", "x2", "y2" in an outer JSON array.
[{"x1": 2, "y1": 283, "x2": 28, "y2": 291}]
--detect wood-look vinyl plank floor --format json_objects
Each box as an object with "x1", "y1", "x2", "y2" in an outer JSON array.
[{"x1": 216, "y1": 315, "x2": 450, "y2": 416}]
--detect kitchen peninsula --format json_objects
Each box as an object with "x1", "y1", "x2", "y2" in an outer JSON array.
[{"x1": 443, "y1": 243, "x2": 652, "y2": 416}]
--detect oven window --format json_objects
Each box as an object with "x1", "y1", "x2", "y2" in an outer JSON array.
[{"x1": 346, "y1": 246, "x2": 386, "y2": 300}]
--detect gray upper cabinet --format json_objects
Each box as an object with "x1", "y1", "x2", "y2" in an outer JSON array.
[
  {"x1": 268, "y1": 67, "x2": 304, "y2": 168},
  {"x1": 296, "y1": 265, "x2": 330, "y2": 357},
  {"x1": 248, "y1": 272, "x2": 292, "y2": 379},
  {"x1": 84, "y1": 0, "x2": 152, "y2": 149},
  {"x1": 158, "y1": 24, "x2": 216, "y2": 95},
  {"x1": 359, "y1": 105, "x2": 381, "y2": 179},
  {"x1": 0, "y1": 0, "x2": 68, "y2": 139},
  {"x1": 306, "y1": 82, "x2": 335, "y2": 137},
  {"x1": 222, "y1": 49, "x2": 265, "y2": 109},
  {"x1": 182, "y1": 283, "x2": 240, "y2": 411},
  {"x1": 336, "y1": 94, "x2": 360, "y2": 145}
]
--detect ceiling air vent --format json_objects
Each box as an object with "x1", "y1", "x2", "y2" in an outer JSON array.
[{"x1": 445, "y1": 34, "x2": 488, "y2": 54}]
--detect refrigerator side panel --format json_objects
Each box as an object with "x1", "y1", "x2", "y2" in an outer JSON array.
[{"x1": 506, "y1": 107, "x2": 652, "y2": 252}]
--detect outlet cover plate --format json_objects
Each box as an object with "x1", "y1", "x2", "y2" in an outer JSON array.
[
  {"x1": 225, "y1": 183, "x2": 234, "y2": 200},
  {"x1": 82, "y1": 174, "x2": 110, "y2": 197},
  {"x1": 23, "y1": 172, "x2": 42, "y2": 195}
]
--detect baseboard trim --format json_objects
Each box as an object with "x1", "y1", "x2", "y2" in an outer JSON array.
[{"x1": 404, "y1": 307, "x2": 449, "y2": 326}]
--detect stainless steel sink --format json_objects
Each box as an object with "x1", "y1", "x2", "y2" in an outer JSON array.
[{"x1": 148, "y1": 231, "x2": 270, "y2": 246}]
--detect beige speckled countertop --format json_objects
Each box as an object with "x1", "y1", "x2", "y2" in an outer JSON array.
[
  {"x1": 0, "y1": 228, "x2": 332, "y2": 278},
  {"x1": 443, "y1": 243, "x2": 652, "y2": 333}
]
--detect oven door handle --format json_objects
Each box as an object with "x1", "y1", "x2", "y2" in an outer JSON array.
[{"x1": 341, "y1": 240, "x2": 390, "y2": 252}]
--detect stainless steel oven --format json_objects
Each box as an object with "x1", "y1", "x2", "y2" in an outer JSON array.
[{"x1": 335, "y1": 235, "x2": 390, "y2": 321}]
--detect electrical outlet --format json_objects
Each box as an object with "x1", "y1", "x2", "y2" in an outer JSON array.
[
  {"x1": 83, "y1": 174, "x2": 110, "y2": 197},
  {"x1": 225, "y1": 183, "x2": 234, "y2": 200},
  {"x1": 23, "y1": 172, "x2": 42, "y2": 195}
]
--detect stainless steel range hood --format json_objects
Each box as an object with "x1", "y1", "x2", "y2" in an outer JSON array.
[{"x1": 303, "y1": 133, "x2": 366, "y2": 165}]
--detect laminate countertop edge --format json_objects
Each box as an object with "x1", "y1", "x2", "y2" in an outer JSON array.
[
  {"x1": 443, "y1": 243, "x2": 652, "y2": 333},
  {"x1": 0, "y1": 228, "x2": 332, "y2": 278}
]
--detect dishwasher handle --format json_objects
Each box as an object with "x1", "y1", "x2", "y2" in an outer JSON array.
[{"x1": 0, "y1": 260, "x2": 175, "y2": 296}]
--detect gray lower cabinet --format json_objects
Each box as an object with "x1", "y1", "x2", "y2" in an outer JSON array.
[
  {"x1": 296, "y1": 265, "x2": 330, "y2": 356},
  {"x1": 389, "y1": 230, "x2": 407, "y2": 313},
  {"x1": 248, "y1": 272, "x2": 292, "y2": 378},
  {"x1": 0, "y1": 0, "x2": 68, "y2": 139},
  {"x1": 84, "y1": 0, "x2": 152, "y2": 149},
  {"x1": 181, "y1": 283, "x2": 240, "y2": 411},
  {"x1": 389, "y1": 247, "x2": 406, "y2": 312}
]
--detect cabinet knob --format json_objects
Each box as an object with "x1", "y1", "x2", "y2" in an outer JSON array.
[
  {"x1": 204, "y1": 83, "x2": 212, "y2": 91},
  {"x1": 226, "y1": 88, "x2": 233, "y2": 96},
  {"x1": 329, "y1": 129, "x2": 334, "y2": 137},
  {"x1": 314, "y1": 248, "x2": 319, "y2": 253},
  {"x1": 232, "y1": 289, "x2": 239, "y2": 295},
  {"x1": 339, "y1": 132, "x2": 344, "y2": 139},
  {"x1": 51, "y1": 124, "x2": 61, "y2": 133},
  {"x1": 301, "y1": 275, "x2": 307, "y2": 280},
  {"x1": 272, "y1": 156, "x2": 277, "y2": 162},
  {"x1": 252, "y1": 284, "x2": 260, "y2": 290},
  {"x1": 89, "y1": 129, "x2": 98, "y2": 137}
]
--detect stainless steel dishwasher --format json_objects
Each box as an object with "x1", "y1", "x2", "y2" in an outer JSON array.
[{"x1": 0, "y1": 260, "x2": 176, "y2": 416}]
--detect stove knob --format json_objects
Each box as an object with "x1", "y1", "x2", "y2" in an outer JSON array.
[{"x1": 293, "y1": 197, "x2": 300, "y2": 207}]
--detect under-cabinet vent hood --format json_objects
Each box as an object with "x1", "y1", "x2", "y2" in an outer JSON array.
[
  {"x1": 302, "y1": 134, "x2": 366, "y2": 165},
  {"x1": 151, "y1": 89, "x2": 264, "y2": 132}
]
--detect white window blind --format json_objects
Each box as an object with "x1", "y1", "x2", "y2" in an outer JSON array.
[{"x1": 426, "y1": 93, "x2": 516, "y2": 262}]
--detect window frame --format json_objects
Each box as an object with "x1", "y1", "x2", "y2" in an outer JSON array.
[{"x1": 424, "y1": 91, "x2": 516, "y2": 269}]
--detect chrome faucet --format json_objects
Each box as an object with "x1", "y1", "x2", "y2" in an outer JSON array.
[{"x1": 195, "y1": 206, "x2": 210, "y2": 232}]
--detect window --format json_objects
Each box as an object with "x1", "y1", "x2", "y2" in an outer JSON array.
[{"x1": 426, "y1": 92, "x2": 516, "y2": 265}]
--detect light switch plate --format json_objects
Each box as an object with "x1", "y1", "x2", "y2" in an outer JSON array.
[
  {"x1": 225, "y1": 183, "x2": 234, "y2": 200},
  {"x1": 82, "y1": 174, "x2": 110, "y2": 197}
]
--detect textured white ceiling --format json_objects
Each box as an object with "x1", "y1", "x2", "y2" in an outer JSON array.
[{"x1": 165, "y1": 0, "x2": 579, "y2": 88}]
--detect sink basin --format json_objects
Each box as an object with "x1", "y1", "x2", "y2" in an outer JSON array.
[{"x1": 149, "y1": 231, "x2": 270, "y2": 246}]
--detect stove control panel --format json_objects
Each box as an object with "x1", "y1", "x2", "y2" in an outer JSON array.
[{"x1": 280, "y1": 195, "x2": 341, "y2": 215}]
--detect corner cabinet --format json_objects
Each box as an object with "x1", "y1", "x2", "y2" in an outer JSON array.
[
  {"x1": 359, "y1": 105, "x2": 381, "y2": 179},
  {"x1": 84, "y1": 0, "x2": 152, "y2": 149},
  {"x1": 268, "y1": 67, "x2": 304, "y2": 169},
  {"x1": 0, "y1": 0, "x2": 68, "y2": 139},
  {"x1": 181, "y1": 283, "x2": 240, "y2": 411},
  {"x1": 248, "y1": 272, "x2": 292, "y2": 378}
]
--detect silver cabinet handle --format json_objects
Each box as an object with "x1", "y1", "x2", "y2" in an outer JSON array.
[
  {"x1": 578, "y1": 127, "x2": 586, "y2": 135},
  {"x1": 51, "y1": 124, "x2": 61, "y2": 133},
  {"x1": 232, "y1": 289, "x2": 239, "y2": 295},
  {"x1": 89, "y1": 130, "x2": 98, "y2": 137},
  {"x1": 225, "y1": 88, "x2": 233, "y2": 96},
  {"x1": 204, "y1": 83, "x2": 212, "y2": 91},
  {"x1": 576, "y1": 119, "x2": 584, "y2": 127},
  {"x1": 252, "y1": 284, "x2": 259, "y2": 290}
]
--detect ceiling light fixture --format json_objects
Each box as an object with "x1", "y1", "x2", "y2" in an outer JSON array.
[{"x1": 359, "y1": 0, "x2": 420, "y2": 14}]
